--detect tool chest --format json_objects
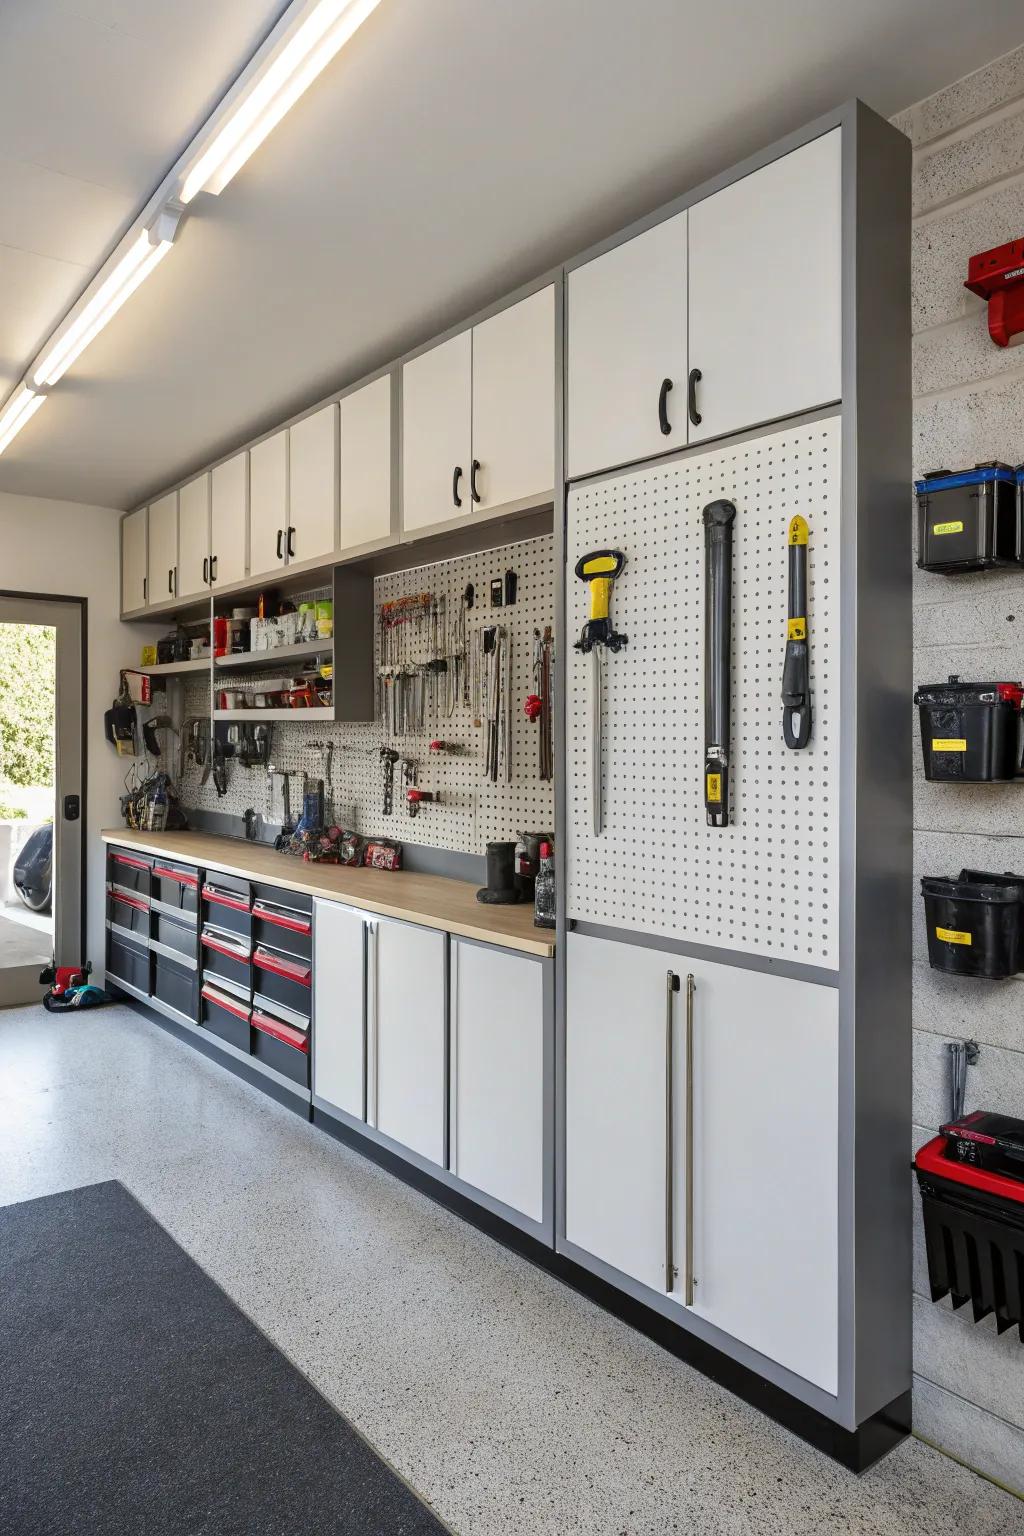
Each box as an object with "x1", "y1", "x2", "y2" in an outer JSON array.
[
  {"x1": 920, "y1": 869, "x2": 1024, "y2": 979},
  {"x1": 915, "y1": 463, "x2": 1019, "y2": 573},
  {"x1": 914, "y1": 677, "x2": 1023, "y2": 782},
  {"x1": 915, "y1": 1130, "x2": 1024, "y2": 1342}
]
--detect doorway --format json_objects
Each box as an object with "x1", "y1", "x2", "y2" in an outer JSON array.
[{"x1": 0, "y1": 594, "x2": 84, "y2": 1007}]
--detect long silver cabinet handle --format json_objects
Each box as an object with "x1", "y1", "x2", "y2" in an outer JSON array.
[
  {"x1": 684, "y1": 972, "x2": 696, "y2": 1307},
  {"x1": 665, "y1": 970, "x2": 679, "y2": 1293},
  {"x1": 368, "y1": 922, "x2": 379, "y2": 1128}
]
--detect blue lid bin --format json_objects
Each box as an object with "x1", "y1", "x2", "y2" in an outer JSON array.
[{"x1": 916, "y1": 462, "x2": 1018, "y2": 573}]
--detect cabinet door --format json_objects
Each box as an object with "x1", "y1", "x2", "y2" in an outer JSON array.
[
  {"x1": 451, "y1": 941, "x2": 544, "y2": 1222},
  {"x1": 147, "y1": 492, "x2": 178, "y2": 605},
  {"x1": 688, "y1": 962, "x2": 838, "y2": 1393},
  {"x1": 313, "y1": 900, "x2": 366, "y2": 1120},
  {"x1": 210, "y1": 452, "x2": 248, "y2": 588},
  {"x1": 121, "y1": 508, "x2": 147, "y2": 613},
  {"x1": 249, "y1": 430, "x2": 288, "y2": 577},
  {"x1": 566, "y1": 211, "x2": 687, "y2": 480},
  {"x1": 288, "y1": 403, "x2": 337, "y2": 564},
  {"x1": 401, "y1": 331, "x2": 472, "y2": 534},
  {"x1": 372, "y1": 919, "x2": 446, "y2": 1165},
  {"x1": 471, "y1": 286, "x2": 555, "y2": 513},
  {"x1": 565, "y1": 932, "x2": 670, "y2": 1292},
  {"x1": 177, "y1": 475, "x2": 210, "y2": 599},
  {"x1": 688, "y1": 130, "x2": 842, "y2": 443},
  {"x1": 339, "y1": 374, "x2": 392, "y2": 551}
]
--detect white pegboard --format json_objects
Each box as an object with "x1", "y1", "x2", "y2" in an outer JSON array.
[
  {"x1": 174, "y1": 536, "x2": 555, "y2": 855},
  {"x1": 567, "y1": 418, "x2": 840, "y2": 967}
]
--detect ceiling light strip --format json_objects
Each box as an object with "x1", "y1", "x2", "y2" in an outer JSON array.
[{"x1": 0, "y1": 386, "x2": 47, "y2": 457}]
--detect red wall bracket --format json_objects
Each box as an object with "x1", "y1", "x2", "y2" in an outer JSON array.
[{"x1": 965, "y1": 238, "x2": 1024, "y2": 347}]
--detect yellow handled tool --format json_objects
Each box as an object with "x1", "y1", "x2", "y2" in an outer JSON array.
[
  {"x1": 575, "y1": 549, "x2": 627, "y2": 836},
  {"x1": 782, "y1": 515, "x2": 811, "y2": 749}
]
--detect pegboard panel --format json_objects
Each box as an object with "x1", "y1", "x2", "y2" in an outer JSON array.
[
  {"x1": 175, "y1": 537, "x2": 555, "y2": 855},
  {"x1": 567, "y1": 418, "x2": 840, "y2": 967}
]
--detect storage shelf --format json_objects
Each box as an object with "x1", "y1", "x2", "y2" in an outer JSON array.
[
  {"x1": 213, "y1": 707, "x2": 332, "y2": 722},
  {"x1": 215, "y1": 640, "x2": 333, "y2": 671},
  {"x1": 138, "y1": 657, "x2": 211, "y2": 677}
]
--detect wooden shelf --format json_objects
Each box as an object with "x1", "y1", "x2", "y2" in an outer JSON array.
[
  {"x1": 214, "y1": 640, "x2": 333, "y2": 671},
  {"x1": 138, "y1": 657, "x2": 211, "y2": 677},
  {"x1": 213, "y1": 707, "x2": 332, "y2": 722}
]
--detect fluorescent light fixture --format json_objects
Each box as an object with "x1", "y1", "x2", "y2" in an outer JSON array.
[
  {"x1": 33, "y1": 219, "x2": 178, "y2": 388},
  {"x1": 180, "y1": 0, "x2": 381, "y2": 204},
  {"x1": 0, "y1": 384, "x2": 47, "y2": 457}
]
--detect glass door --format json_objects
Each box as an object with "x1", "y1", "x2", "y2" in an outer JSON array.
[{"x1": 0, "y1": 595, "x2": 83, "y2": 1008}]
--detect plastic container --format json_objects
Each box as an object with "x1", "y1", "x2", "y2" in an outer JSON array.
[
  {"x1": 533, "y1": 841, "x2": 556, "y2": 930},
  {"x1": 920, "y1": 868, "x2": 1024, "y2": 979},
  {"x1": 914, "y1": 676, "x2": 1023, "y2": 782},
  {"x1": 916, "y1": 462, "x2": 1018, "y2": 572}
]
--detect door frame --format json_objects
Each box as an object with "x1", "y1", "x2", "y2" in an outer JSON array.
[{"x1": 0, "y1": 590, "x2": 87, "y2": 995}]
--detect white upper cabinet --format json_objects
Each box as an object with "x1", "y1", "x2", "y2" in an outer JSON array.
[
  {"x1": 687, "y1": 130, "x2": 842, "y2": 443},
  {"x1": 249, "y1": 430, "x2": 288, "y2": 577},
  {"x1": 121, "y1": 508, "x2": 147, "y2": 614},
  {"x1": 177, "y1": 475, "x2": 210, "y2": 599},
  {"x1": 471, "y1": 285, "x2": 555, "y2": 513},
  {"x1": 210, "y1": 452, "x2": 248, "y2": 589},
  {"x1": 288, "y1": 403, "x2": 338, "y2": 565},
  {"x1": 567, "y1": 211, "x2": 688, "y2": 480},
  {"x1": 339, "y1": 375, "x2": 392, "y2": 552},
  {"x1": 401, "y1": 331, "x2": 472, "y2": 534},
  {"x1": 147, "y1": 492, "x2": 178, "y2": 605}
]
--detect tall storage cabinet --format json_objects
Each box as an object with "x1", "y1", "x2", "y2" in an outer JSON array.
[{"x1": 147, "y1": 492, "x2": 178, "y2": 605}]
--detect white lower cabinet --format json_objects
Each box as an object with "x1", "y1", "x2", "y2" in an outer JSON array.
[
  {"x1": 312, "y1": 900, "x2": 367, "y2": 1120},
  {"x1": 371, "y1": 917, "x2": 447, "y2": 1166},
  {"x1": 450, "y1": 939, "x2": 545, "y2": 1222},
  {"x1": 565, "y1": 931, "x2": 838, "y2": 1393}
]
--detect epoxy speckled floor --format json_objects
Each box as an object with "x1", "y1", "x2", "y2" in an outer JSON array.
[{"x1": 1, "y1": 1004, "x2": 1020, "y2": 1536}]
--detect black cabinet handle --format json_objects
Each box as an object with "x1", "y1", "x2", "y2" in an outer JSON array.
[
  {"x1": 276, "y1": 528, "x2": 283, "y2": 560},
  {"x1": 211, "y1": 554, "x2": 218, "y2": 582},
  {"x1": 168, "y1": 568, "x2": 174, "y2": 595},
  {"x1": 688, "y1": 368, "x2": 702, "y2": 427},
  {"x1": 471, "y1": 459, "x2": 482, "y2": 504},
  {"x1": 203, "y1": 557, "x2": 209, "y2": 585},
  {"x1": 143, "y1": 576, "x2": 147, "y2": 603},
  {"x1": 658, "y1": 378, "x2": 673, "y2": 436},
  {"x1": 452, "y1": 466, "x2": 463, "y2": 507},
  {"x1": 287, "y1": 525, "x2": 296, "y2": 559}
]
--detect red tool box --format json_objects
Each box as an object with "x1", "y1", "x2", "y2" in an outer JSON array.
[{"x1": 965, "y1": 238, "x2": 1024, "y2": 347}]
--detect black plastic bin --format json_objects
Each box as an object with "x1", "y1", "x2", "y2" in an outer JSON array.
[
  {"x1": 915, "y1": 1133, "x2": 1024, "y2": 1341},
  {"x1": 914, "y1": 676, "x2": 1023, "y2": 782},
  {"x1": 916, "y1": 463, "x2": 1019, "y2": 572},
  {"x1": 921, "y1": 868, "x2": 1024, "y2": 979},
  {"x1": 251, "y1": 1005, "x2": 309, "y2": 1086}
]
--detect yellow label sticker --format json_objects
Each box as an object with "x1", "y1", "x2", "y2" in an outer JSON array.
[
  {"x1": 932, "y1": 738, "x2": 967, "y2": 753},
  {"x1": 787, "y1": 617, "x2": 806, "y2": 641},
  {"x1": 706, "y1": 773, "x2": 722, "y2": 804},
  {"x1": 936, "y1": 926, "x2": 971, "y2": 946},
  {"x1": 932, "y1": 520, "x2": 964, "y2": 536}
]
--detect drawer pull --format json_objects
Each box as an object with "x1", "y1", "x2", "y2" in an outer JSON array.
[
  {"x1": 201, "y1": 984, "x2": 251, "y2": 1024},
  {"x1": 201, "y1": 930, "x2": 251, "y2": 962},
  {"x1": 112, "y1": 852, "x2": 150, "y2": 871},
  {"x1": 252, "y1": 899, "x2": 311, "y2": 934},
  {"x1": 154, "y1": 865, "x2": 199, "y2": 888},
  {"x1": 111, "y1": 891, "x2": 149, "y2": 914},
  {"x1": 203, "y1": 883, "x2": 251, "y2": 913},
  {"x1": 253, "y1": 946, "x2": 312, "y2": 986},
  {"x1": 252, "y1": 1009, "x2": 308, "y2": 1052}
]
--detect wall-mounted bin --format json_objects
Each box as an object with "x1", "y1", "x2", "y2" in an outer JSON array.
[
  {"x1": 914, "y1": 677, "x2": 1023, "y2": 782},
  {"x1": 915, "y1": 1131, "x2": 1024, "y2": 1342},
  {"x1": 921, "y1": 869, "x2": 1024, "y2": 979},
  {"x1": 916, "y1": 463, "x2": 1018, "y2": 573}
]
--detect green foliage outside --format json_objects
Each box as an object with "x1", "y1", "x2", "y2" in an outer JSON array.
[
  {"x1": 0, "y1": 804, "x2": 26, "y2": 820},
  {"x1": 0, "y1": 624, "x2": 56, "y2": 788}
]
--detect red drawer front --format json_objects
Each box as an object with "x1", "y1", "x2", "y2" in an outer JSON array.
[
  {"x1": 252, "y1": 901, "x2": 312, "y2": 935},
  {"x1": 252, "y1": 947, "x2": 312, "y2": 987},
  {"x1": 203, "y1": 884, "x2": 251, "y2": 914},
  {"x1": 201, "y1": 984, "x2": 252, "y2": 1024},
  {"x1": 112, "y1": 852, "x2": 150, "y2": 872},
  {"x1": 251, "y1": 1009, "x2": 308, "y2": 1052},
  {"x1": 111, "y1": 890, "x2": 149, "y2": 914},
  {"x1": 154, "y1": 865, "x2": 199, "y2": 889},
  {"x1": 202, "y1": 931, "x2": 251, "y2": 962}
]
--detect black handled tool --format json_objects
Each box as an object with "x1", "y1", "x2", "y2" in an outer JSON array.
[
  {"x1": 782, "y1": 515, "x2": 811, "y2": 749},
  {"x1": 703, "y1": 500, "x2": 736, "y2": 828},
  {"x1": 575, "y1": 550, "x2": 627, "y2": 836}
]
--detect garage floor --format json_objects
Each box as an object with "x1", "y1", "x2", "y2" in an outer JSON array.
[
  {"x1": 0, "y1": 909, "x2": 50, "y2": 969},
  {"x1": 0, "y1": 1003, "x2": 1019, "y2": 1536}
]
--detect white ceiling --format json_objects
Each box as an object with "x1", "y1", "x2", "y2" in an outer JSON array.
[{"x1": 0, "y1": 0, "x2": 1019, "y2": 510}]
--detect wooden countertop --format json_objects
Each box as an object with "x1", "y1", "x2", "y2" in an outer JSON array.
[{"x1": 101, "y1": 828, "x2": 555, "y2": 958}]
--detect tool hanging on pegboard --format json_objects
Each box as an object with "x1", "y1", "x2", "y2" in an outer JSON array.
[
  {"x1": 575, "y1": 551, "x2": 627, "y2": 835},
  {"x1": 782, "y1": 515, "x2": 812, "y2": 749},
  {"x1": 525, "y1": 627, "x2": 554, "y2": 781},
  {"x1": 702, "y1": 501, "x2": 736, "y2": 828},
  {"x1": 477, "y1": 625, "x2": 512, "y2": 782},
  {"x1": 380, "y1": 747, "x2": 399, "y2": 815}
]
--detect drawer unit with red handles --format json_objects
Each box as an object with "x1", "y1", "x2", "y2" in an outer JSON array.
[
  {"x1": 151, "y1": 859, "x2": 200, "y2": 916},
  {"x1": 251, "y1": 1002, "x2": 309, "y2": 1087},
  {"x1": 106, "y1": 886, "x2": 150, "y2": 942},
  {"x1": 202, "y1": 874, "x2": 252, "y2": 939},
  {"x1": 252, "y1": 940, "x2": 312, "y2": 1018},
  {"x1": 201, "y1": 980, "x2": 253, "y2": 1053},
  {"x1": 201, "y1": 923, "x2": 252, "y2": 997},
  {"x1": 252, "y1": 887, "x2": 313, "y2": 961},
  {"x1": 107, "y1": 846, "x2": 152, "y2": 895}
]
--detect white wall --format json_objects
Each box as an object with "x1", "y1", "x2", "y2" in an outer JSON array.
[
  {"x1": 0, "y1": 491, "x2": 154, "y2": 983},
  {"x1": 893, "y1": 43, "x2": 1024, "y2": 1496}
]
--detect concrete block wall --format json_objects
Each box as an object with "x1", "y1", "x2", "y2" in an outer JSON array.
[{"x1": 893, "y1": 45, "x2": 1024, "y2": 1496}]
